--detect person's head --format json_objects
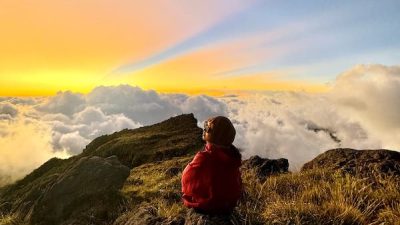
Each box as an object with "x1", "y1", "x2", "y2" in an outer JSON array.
[{"x1": 202, "y1": 116, "x2": 236, "y2": 147}]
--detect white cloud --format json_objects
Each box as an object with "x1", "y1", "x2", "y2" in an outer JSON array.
[
  {"x1": 223, "y1": 91, "x2": 382, "y2": 169},
  {"x1": 58, "y1": 131, "x2": 91, "y2": 155},
  {"x1": 36, "y1": 91, "x2": 86, "y2": 117},
  {"x1": 0, "y1": 119, "x2": 68, "y2": 186},
  {"x1": 30, "y1": 85, "x2": 227, "y2": 155},
  {"x1": 47, "y1": 107, "x2": 141, "y2": 154},
  {"x1": 73, "y1": 106, "x2": 106, "y2": 124},
  {"x1": 42, "y1": 113, "x2": 71, "y2": 123},
  {"x1": 0, "y1": 102, "x2": 18, "y2": 119},
  {"x1": 0, "y1": 114, "x2": 14, "y2": 121},
  {"x1": 330, "y1": 64, "x2": 400, "y2": 149},
  {"x1": 1, "y1": 64, "x2": 399, "y2": 184},
  {"x1": 221, "y1": 64, "x2": 400, "y2": 169},
  {"x1": 179, "y1": 95, "x2": 228, "y2": 122},
  {"x1": 86, "y1": 85, "x2": 181, "y2": 125},
  {"x1": 8, "y1": 97, "x2": 38, "y2": 105},
  {"x1": 0, "y1": 87, "x2": 227, "y2": 185}
]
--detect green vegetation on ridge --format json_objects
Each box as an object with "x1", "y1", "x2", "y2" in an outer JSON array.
[{"x1": 81, "y1": 113, "x2": 203, "y2": 167}]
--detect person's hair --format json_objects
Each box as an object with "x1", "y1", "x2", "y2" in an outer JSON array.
[
  {"x1": 229, "y1": 144, "x2": 242, "y2": 160},
  {"x1": 206, "y1": 116, "x2": 236, "y2": 146}
]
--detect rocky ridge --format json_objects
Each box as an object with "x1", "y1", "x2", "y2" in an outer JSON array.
[
  {"x1": 302, "y1": 148, "x2": 400, "y2": 178},
  {"x1": 0, "y1": 114, "x2": 399, "y2": 225}
]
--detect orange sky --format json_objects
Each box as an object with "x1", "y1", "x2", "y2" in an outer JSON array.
[{"x1": 7, "y1": 0, "x2": 393, "y2": 96}]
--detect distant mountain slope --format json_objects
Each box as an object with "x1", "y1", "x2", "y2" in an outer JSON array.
[{"x1": 81, "y1": 113, "x2": 203, "y2": 167}]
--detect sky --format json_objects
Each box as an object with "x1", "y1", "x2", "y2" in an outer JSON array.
[
  {"x1": 1, "y1": 0, "x2": 399, "y2": 96},
  {"x1": 0, "y1": 1, "x2": 400, "y2": 185}
]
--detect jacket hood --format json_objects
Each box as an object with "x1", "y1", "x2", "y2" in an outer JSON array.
[{"x1": 205, "y1": 143, "x2": 241, "y2": 168}]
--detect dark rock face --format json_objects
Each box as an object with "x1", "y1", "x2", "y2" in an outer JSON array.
[
  {"x1": 301, "y1": 148, "x2": 400, "y2": 177},
  {"x1": 1, "y1": 156, "x2": 129, "y2": 225},
  {"x1": 30, "y1": 155, "x2": 130, "y2": 225},
  {"x1": 242, "y1": 155, "x2": 289, "y2": 180}
]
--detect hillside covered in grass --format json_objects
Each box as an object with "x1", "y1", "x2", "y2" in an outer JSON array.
[{"x1": 1, "y1": 114, "x2": 399, "y2": 225}]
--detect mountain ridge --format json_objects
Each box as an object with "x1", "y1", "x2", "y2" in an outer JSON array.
[{"x1": 1, "y1": 114, "x2": 399, "y2": 225}]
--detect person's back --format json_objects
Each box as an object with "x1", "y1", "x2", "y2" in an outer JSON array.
[{"x1": 181, "y1": 116, "x2": 242, "y2": 215}]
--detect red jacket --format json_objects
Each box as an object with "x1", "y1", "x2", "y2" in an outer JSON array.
[{"x1": 181, "y1": 143, "x2": 242, "y2": 214}]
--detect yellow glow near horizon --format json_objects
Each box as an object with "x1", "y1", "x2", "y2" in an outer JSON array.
[
  {"x1": 0, "y1": 0, "x2": 329, "y2": 97},
  {"x1": 0, "y1": 69, "x2": 106, "y2": 96},
  {"x1": 111, "y1": 43, "x2": 329, "y2": 96}
]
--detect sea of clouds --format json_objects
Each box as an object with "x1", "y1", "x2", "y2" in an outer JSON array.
[{"x1": 1, "y1": 64, "x2": 399, "y2": 185}]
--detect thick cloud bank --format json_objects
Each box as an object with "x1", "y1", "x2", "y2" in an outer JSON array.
[
  {"x1": 34, "y1": 85, "x2": 228, "y2": 155},
  {"x1": 0, "y1": 119, "x2": 68, "y2": 186},
  {"x1": 0, "y1": 86, "x2": 227, "y2": 185},
  {"x1": 0, "y1": 64, "x2": 399, "y2": 185},
  {"x1": 225, "y1": 92, "x2": 381, "y2": 169},
  {"x1": 0, "y1": 102, "x2": 18, "y2": 120},
  {"x1": 330, "y1": 64, "x2": 400, "y2": 149},
  {"x1": 224, "y1": 64, "x2": 399, "y2": 168}
]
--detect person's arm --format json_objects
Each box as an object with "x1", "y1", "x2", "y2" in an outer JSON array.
[{"x1": 181, "y1": 151, "x2": 213, "y2": 208}]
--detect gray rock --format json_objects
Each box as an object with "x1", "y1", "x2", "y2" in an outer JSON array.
[
  {"x1": 301, "y1": 148, "x2": 400, "y2": 178},
  {"x1": 242, "y1": 155, "x2": 289, "y2": 180},
  {"x1": 29, "y1": 155, "x2": 130, "y2": 225}
]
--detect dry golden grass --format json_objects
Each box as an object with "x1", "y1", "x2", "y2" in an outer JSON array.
[
  {"x1": 3, "y1": 154, "x2": 395, "y2": 225},
  {"x1": 238, "y1": 168, "x2": 400, "y2": 224},
  {"x1": 0, "y1": 214, "x2": 26, "y2": 225},
  {"x1": 117, "y1": 156, "x2": 400, "y2": 224},
  {"x1": 120, "y1": 156, "x2": 191, "y2": 221}
]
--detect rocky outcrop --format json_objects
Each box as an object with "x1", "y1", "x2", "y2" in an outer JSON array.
[
  {"x1": 31, "y1": 155, "x2": 130, "y2": 225},
  {"x1": 242, "y1": 155, "x2": 289, "y2": 180},
  {"x1": 1, "y1": 156, "x2": 129, "y2": 225},
  {"x1": 301, "y1": 148, "x2": 400, "y2": 178}
]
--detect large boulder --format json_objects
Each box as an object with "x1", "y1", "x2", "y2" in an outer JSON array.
[
  {"x1": 301, "y1": 148, "x2": 400, "y2": 178},
  {"x1": 31, "y1": 155, "x2": 130, "y2": 225},
  {"x1": 242, "y1": 155, "x2": 289, "y2": 180},
  {"x1": 3, "y1": 155, "x2": 130, "y2": 225}
]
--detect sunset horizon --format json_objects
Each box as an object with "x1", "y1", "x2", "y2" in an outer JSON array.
[{"x1": 2, "y1": 1, "x2": 399, "y2": 96}]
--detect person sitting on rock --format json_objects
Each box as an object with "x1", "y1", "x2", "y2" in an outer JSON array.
[{"x1": 181, "y1": 116, "x2": 242, "y2": 215}]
